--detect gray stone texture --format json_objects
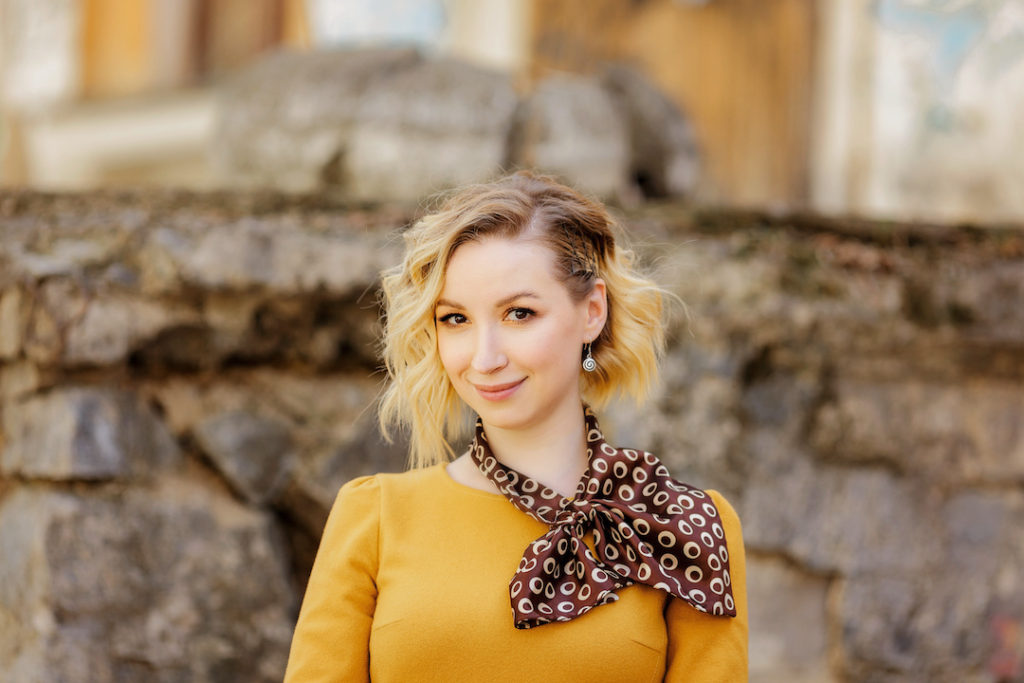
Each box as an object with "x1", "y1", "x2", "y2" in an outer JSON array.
[
  {"x1": 0, "y1": 482, "x2": 294, "y2": 682},
  {"x1": 212, "y1": 50, "x2": 696, "y2": 202},
  {"x1": 343, "y1": 57, "x2": 519, "y2": 202},
  {"x1": 746, "y1": 556, "x2": 832, "y2": 683},
  {"x1": 1, "y1": 192, "x2": 1022, "y2": 682},
  {"x1": 194, "y1": 410, "x2": 294, "y2": 505},
  {"x1": 510, "y1": 73, "x2": 632, "y2": 199},
  {"x1": 810, "y1": 377, "x2": 1024, "y2": 485},
  {"x1": 212, "y1": 49, "x2": 518, "y2": 202},
  {"x1": 602, "y1": 64, "x2": 701, "y2": 198},
  {"x1": 0, "y1": 191, "x2": 402, "y2": 371},
  {"x1": 1, "y1": 387, "x2": 180, "y2": 480},
  {"x1": 211, "y1": 48, "x2": 421, "y2": 193}
]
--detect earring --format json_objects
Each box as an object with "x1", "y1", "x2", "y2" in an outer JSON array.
[{"x1": 582, "y1": 343, "x2": 597, "y2": 372}]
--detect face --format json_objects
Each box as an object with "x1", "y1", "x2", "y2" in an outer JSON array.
[{"x1": 435, "y1": 236, "x2": 606, "y2": 434}]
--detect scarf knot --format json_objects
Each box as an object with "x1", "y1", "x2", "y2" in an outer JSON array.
[
  {"x1": 469, "y1": 406, "x2": 737, "y2": 629},
  {"x1": 555, "y1": 498, "x2": 597, "y2": 530}
]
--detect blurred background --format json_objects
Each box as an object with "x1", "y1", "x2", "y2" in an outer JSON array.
[
  {"x1": 1, "y1": 2, "x2": 1023, "y2": 683},
  {"x1": 3, "y1": 0, "x2": 1024, "y2": 221}
]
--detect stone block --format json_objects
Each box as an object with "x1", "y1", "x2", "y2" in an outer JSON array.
[
  {"x1": 65, "y1": 296, "x2": 201, "y2": 367},
  {"x1": 0, "y1": 286, "x2": 26, "y2": 359},
  {"x1": 943, "y1": 489, "x2": 1024, "y2": 602},
  {"x1": 274, "y1": 375, "x2": 408, "y2": 537},
  {"x1": 143, "y1": 370, "x2": 407, "y2": 538},
  {"x1": 810, "y1": 377, "x2": 1024, "y2": 486},
  {"x1": 511, "y1": 73, "x2": 631, "y2": 199},
  {"x1": 143, "y1": 221, "x2": 399, "y2": 297},
  {"x1": 837, "y1": 573, "x2": 1019, "y2": 682},
  {"x1": 649, "y1": 372, "x2": 744, "y2": 494},
  {"x1": 602, "y1": 64, "x2": 700, "y2": 198},
  {"x1": 747, "y1": 556, "x2": 835, "y2": 682},
  {"x1": 343, "y1": 57, "x2": 518, "y2": 202},
  {"x1": 653, "y1": 240, "x2": 784, "y2": 334},
  {"x1": 0, "y1": 360, "x2": 46, "y2": 402},
  {"x1": 740, "y1": 443, "x2": 944, "y2": 575},
  {"x1": 935, "y1": 260, "x2": 1024, "y2": 344},
  {"x1": 1, "y1": 386, "x2": 180, "y2": 481},
  {"x1": 194, "y1": 410, "x2": 294, "y2": 505},
  {"x1": 215, "y1": 48, "x2": 521, "y2": 201},
  {"x1": 0, "y1": 481, "x2": 295, "y2": 682},
  {"x1": 212, "y1": 47, "x2": 422, "y2": 191},
  {"x1": 20, "y1": 278, "x2": 199, "y2": 367},
  {"x1": 835, "y1": 490, "x2": 1024, "y2": 681}
]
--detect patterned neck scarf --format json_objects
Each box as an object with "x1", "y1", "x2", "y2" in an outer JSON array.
[{"x1": 468, "y1": 406, "x2": 736, "y2": 629}]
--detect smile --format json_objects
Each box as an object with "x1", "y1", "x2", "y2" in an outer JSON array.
[{"x1": 472, "y1": 379, "x2": 525, "y2": 401}]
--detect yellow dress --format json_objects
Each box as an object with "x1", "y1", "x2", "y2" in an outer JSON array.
[{"x1": 284, "y1": 464, "x2": 748, "y2": 682}]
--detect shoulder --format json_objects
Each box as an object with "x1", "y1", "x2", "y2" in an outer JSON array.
[
  {"x1": 704, "y1": 489, "x2": 741, "y2": 528},
  {"x1": 703, "y1": 489, "x2": 745, "y2": 566},
  {"x1": 703, "y1": 489, "x2": 743, "y2": 541},
  {"x1": 332, "y1": 473, "x2": 380, "y2": 510},
  {"x1": 320, "y1": 467, "x2": 446, "y2": 548},
  {"x1": 334, "y1": 465, "x2": 445, "y2": 507}
]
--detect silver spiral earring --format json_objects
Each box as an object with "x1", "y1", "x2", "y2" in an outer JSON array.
[{"x1": 582, "y1": 343, "x2": 597, "y2": 372}]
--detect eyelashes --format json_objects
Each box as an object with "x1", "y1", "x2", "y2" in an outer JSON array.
[
  {"x1": 436, "y1": 307, "x2": 537, "y2": 327},
  {"x1": 506, "y1": 307, "x2": 536, "y2": 322},
  {"x1": 437, "y1": 312, "x2": 467, "y2": 326}
]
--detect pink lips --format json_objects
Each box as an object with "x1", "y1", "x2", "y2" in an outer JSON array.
[{"x1": 472, "y1": 379, "x2": 525, "y2": 401}]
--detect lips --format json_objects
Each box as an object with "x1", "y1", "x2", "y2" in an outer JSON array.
[{"x1": 472, "y1": 378, "x2": 525, "y2": 401}]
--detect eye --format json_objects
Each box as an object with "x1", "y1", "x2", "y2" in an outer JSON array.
[
  {"x1": 506, "y1": 307, "x2": 535, "y2": 322},
  {"x1": 437, "y1": 312, "x2": 467, "y2": 327}
]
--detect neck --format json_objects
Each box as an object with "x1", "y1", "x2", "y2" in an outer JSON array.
[{"x1": 481, "y1": 400, "x2": 589, "y2": 498}]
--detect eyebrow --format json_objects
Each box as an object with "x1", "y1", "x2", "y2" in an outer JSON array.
[{"x1": 436, "y1": 291, "x2": 540, "y2": 310}]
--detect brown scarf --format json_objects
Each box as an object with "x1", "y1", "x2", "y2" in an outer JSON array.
[{"x1": 469, "y1": 407, "x2": 736, "y2": 629}]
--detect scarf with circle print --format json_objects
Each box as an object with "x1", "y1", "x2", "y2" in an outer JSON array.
[{"x1": 468, "y1": 406, "x2": 736, "y2": 629}]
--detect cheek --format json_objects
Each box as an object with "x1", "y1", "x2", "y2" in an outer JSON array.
[
  {"x1": 436, "y1": 332, "x2": 467, "y2": 378},
  {"x1": 519, "y1": 325, "x2": 582, "y2": 372}
]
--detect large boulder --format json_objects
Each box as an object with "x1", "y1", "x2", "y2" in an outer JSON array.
[
  {"x1": 509, "y1": 73, "x2": 632, "y2": 199},
  {"x1": 342, "y1": 57, "x2": 519, "y2": 202},
  {"x1": 1, "y1": 386, "x2": 180, "y2": 481},
  {"x1": 0, "y1": 482, "x2": 295, "y2": 683},
  {"x1": 602, "y1": 64, "x2": 701, "y2": 198},
  {"x1": 211, "y1": 48, "x2": 421, "y2": 192},
  {"x1": 211, "y1": 50, "x2": 705, "y2": 202},
  {"x1": 212, "y1": 50, "x2": 518, "y2": 202}
]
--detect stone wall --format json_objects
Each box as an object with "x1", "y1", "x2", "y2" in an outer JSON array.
[{"x1": 1, "y1": 191, "x2": 1022, "y2": 681}]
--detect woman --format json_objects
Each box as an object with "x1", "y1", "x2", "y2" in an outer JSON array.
[{"x1": 284, "y1": 171, "x2": 748, "y2": 681}]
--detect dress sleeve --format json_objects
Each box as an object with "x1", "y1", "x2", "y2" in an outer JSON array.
[
  {"x1": 663, "y1": 490, "x2": 749, "y2": 682},
  {"x1": 284, "y1": 475, "x2": 381, "y2": 682}
]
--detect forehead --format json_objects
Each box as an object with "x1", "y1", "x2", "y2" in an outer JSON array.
[{"x1": 439, "y1": 236, "x2": 562, "y2": 301}]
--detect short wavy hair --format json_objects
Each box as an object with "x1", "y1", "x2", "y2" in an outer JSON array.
[{"x1": 379, "y1": 171, "x2": 666, "y2": 468}]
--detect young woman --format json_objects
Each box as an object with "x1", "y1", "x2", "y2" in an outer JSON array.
[{"x1": 284, "y1": 171, "x2": 748, "y2": 681}]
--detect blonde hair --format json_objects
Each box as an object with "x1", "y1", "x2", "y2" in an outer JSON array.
[{"x1": 379, "y1": 171, "x2": 666, "y2": 468}]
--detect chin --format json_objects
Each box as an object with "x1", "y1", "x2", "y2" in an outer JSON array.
[{"x1": 463, "y1": 398, "x2": 531, "y2": 431}]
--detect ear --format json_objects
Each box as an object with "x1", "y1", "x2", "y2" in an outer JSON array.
[{"x1": 582, "y1": 279, "x2": 608, "y2": 342}]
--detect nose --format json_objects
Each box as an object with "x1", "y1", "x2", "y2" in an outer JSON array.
[{"x1": 470, "y1": 326, "x2": 508, "y2": 374}]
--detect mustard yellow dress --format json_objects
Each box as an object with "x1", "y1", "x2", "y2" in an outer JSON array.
[{"x1": 284, "y1": 464, "x2": 748, "y2": 682}]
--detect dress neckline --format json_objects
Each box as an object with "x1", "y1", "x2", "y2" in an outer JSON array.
[{"x1": 435, "y1": 462, "x2": 507, "y2": 499}]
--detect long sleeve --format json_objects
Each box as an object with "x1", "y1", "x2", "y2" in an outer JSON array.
[
  {"x1": 663, "y1": 490, "x2": 749, "y2": 682},
  {"x1": 284, "y1": 475, "x2": 381, "y2": 682}
]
